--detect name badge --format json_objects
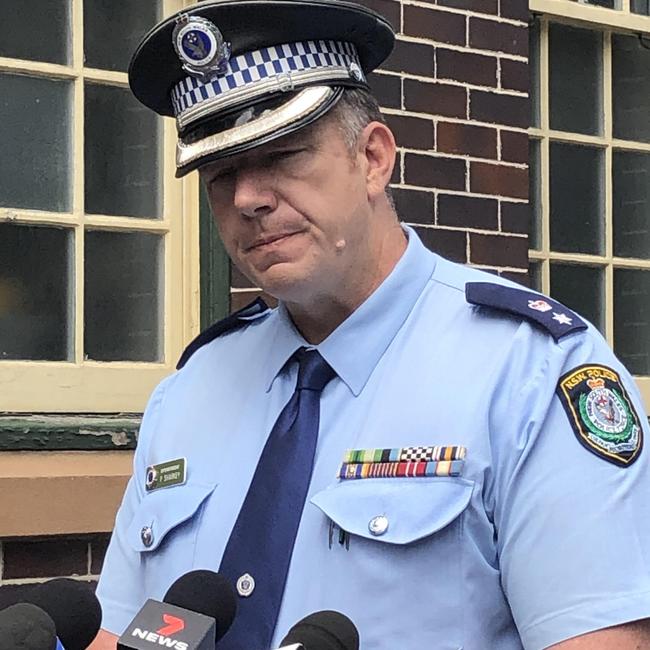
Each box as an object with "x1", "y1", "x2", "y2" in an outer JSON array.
[{"x1": 145, "y1": 457, "x2": 187, "y2": 492}]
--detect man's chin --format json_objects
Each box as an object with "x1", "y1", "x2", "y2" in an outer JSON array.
[{"x1": 250, "y1": 264, "x2": 316, "y2": 304}]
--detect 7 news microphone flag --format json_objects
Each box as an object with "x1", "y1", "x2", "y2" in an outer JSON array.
[{"x1": 117, "y1": 570, "x2": 236, "y2": 650}]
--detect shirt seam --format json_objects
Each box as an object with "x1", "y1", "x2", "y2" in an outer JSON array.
[{"x1": 518, "y1": 587, "x2": 650, "y2": 636}]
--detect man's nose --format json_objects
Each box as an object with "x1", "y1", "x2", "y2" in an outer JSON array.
[{"x1": 233, "y1": 168, "x2": 277, "y2": 218}]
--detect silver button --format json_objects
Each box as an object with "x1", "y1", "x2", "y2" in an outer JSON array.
[
  {"x1": 140, "y1": 525, "x2": 154, "y2": 547},
  {"x1": 368, "y1": 515, "x2": 389, "y2": 536},
  {"x1": 237, "y1": 573, "x2": 255, "y2": 597}
]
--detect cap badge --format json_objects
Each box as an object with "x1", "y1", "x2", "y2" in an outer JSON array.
[{"x1": 173, "y1": 14, "x2": 231, "y2": 81}]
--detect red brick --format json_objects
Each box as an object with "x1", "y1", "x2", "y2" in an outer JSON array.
[
  {"x1": 3, "y1": 538, "x2": 88, "y2": 580},
  {"x1": 367, "y1": 72, "x2": 401, "y2": 110},
  {"x1": 386, "y1": 114, "x2": 435, "y2": 150},
  {"x1": 404, "y1": 79, "x2": 467, "y2": 118},
  {"x1": 438, "y1": 193, "x2": 499, "y2": 230},
  {"x1": 469, "y1": 18, "x2": 528, "y2": 57},
  {"x1": 437, "y1": 122, "x2": 497, "y2": 159},
  {"x1": 437, "y1": 49, "x2": 498, "y2": 87},
  {"x1": 470, "y1": 232, "x2": 529, "y2": 267},
  {"x1": 437, "y1": 0, "x2": 498, "y2": 14},
  {"x1": 500, "y1": 0, "x2": 530, "y2": 22},
  {"x1": 392, "y1": 188, "x2": 435, "y2": 224},
  {"x1": 500, "y1": 130, "x2": 529, "y2": 164},
  {"x1": 90, "y1": 534, "x2": 111, "y2": 575},
  {"x1": 383, "y1": 39, "x2": 435, "y2": 77},
  {"x1": 356, "y1": 0, "x2": 400, "y2": 31},
  {"x1": 471, "y1": 161, "x2": 528, "y2": 199},
  {"x1": 500, "y1": 270, "x2": 531, "y2": 286},
  {"x1": 230, "y1": 290, "x2": 278, "y2": 312},
  {"x1": 414, "y1": 226, "x2": 468, "y2": 263},
  {"x1": 405, "y1": 153, "x2": 466, "y2": 190},
  {"x1": 501, "y1": 200, "x2": 530, "y2": 234},
  {"x1": 470, "y1": 89, "x2": 529, "y2": 128},
  {"x1": 403, "y1": 6, "x2": 466, "y2": 45},
  {"x1": 501, "y1": 58, "x2": 529, "y2": 93}
]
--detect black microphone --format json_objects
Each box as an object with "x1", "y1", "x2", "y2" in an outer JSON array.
[
  {"x1": 0, "y1": 602, "x2": 57, "y2": 650},
  {"x1": 117, "y1": 570, "x2": 236, "y2": 650},
  {"x1": 26, "y1": 578, "x2": 102, "y2": 650},
  {"x1": 279, "y1": 611, "x2": 359, "y2": 650}
]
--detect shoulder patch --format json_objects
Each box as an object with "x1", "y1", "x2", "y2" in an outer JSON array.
[
  {"x1": 176, "y1": 298, "x2": 271, "y2": 369},
  {"x1": 556, "y1": 364, "x2": 643, "y2": 466},
  {"x1": 465, "y1": 282, "x2": 587, "y2": 341}
]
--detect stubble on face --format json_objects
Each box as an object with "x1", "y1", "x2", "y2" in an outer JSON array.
[{"x1": 201, "y1": 118, "x2": 370, "y2": 305}]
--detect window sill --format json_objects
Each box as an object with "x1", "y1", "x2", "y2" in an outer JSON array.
[{"x1": 0, "y1": 451, "x2": 132, "y2": 537}]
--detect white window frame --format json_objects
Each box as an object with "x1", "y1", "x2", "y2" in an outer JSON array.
[
  {"x1": 530, "y1": 0, "x2": 650, "y2": 410},
  {"x1": 0, "y1": 0, "x2": 202, "y2": 412}
]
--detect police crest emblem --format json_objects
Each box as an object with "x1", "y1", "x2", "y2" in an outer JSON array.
[
  {"x1": 172, "y1": 14, "x2": 231, "y2": 80},
  {"x1": 557, "y1": 364, "x2": 643, "y2": 466}
]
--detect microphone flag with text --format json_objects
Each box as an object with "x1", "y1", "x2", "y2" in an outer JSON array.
[{"x1": 117, "y1": 570, "x2": 236, "y2": 650}]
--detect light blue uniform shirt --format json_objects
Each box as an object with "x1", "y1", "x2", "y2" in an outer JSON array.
[{"x1": 98, "y1": 226, "x2": 650, "y2": 649}]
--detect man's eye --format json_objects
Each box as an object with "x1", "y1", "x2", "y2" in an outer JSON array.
[
  {"x1": 209, "y1": 169, "x2": 234, "y2": 184},
  {"x1": 270, "y1": 149, "x2": 305, "y2": 161}
]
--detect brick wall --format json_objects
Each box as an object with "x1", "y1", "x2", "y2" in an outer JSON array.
[
  {"x1": 231, "y1": 0, "x2": 531, "y2": 311},
  {"x1": 0, "y1": 534, "x2": 109, "y2": 608}
]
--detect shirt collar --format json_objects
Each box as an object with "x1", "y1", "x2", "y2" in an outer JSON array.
[{"x1": 263, "y1": 225, "x2": 436, "y2": 395}]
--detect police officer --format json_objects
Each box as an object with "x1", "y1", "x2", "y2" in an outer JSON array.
[{"x1": 92, "y1": 1, "x2": 650, "y2": 648}]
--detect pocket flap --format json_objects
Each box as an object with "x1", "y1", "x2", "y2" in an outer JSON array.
[
  {"x1": 311, "y1": 478, "x2": 473, "y2": 545},
  {"x1": 127, "y1": 483, "x2": 216, "y2": 552}
]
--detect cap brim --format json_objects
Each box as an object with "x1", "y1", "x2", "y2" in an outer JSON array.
[{"x1": 175, "y1": 84, "x2": 342, "y2": 176}]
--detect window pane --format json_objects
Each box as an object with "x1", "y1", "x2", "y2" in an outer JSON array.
[
  {"x1": 614, "y1": 269, "x2": 650, "y2": 376},
  {"x1": 0, "y1": 224, "x2": 73, "y2": 361},
  {"x1": 84, "y1": 1, "x2": 161, "y2": 72},
  {"x1": 85, "y1": 231, "x2": 162, "y2": 362},
  {"x1": 529, "y1": 138, "x2": 542, "y2": 250},
  {"x1": 549, "y1": 24, "x2": 602, "y2": 136},
  {"x1": 550, "y1": 263, "x2": 605, "y2": 333},
  {"x1": 85, "y1": 83, "x2": 162, "y2": 218},
  {"x1": 0, "y1": 0, "x2": 69, "y2": 64},
  {"x1": 613, "y1": 150, "x2": 650, "y2": 259},
  {"x1": 529, "y1": 262, "x2": 542, "y2": 292},
  {"x1": 550, "y1": 142, "x2": 604, "y2": 255},
  {"x1": 631, "y1": 0, "x2": 650, "y2": 15},
  {"x1": 0, "y1": 74, "x2": 72, "y2": 212},
  {"x1": 580, "y1": 0, "x2": 616, "y2": 6},
  {"x1": 613, "y1": 34, "x2": 650, "y2": 143}
]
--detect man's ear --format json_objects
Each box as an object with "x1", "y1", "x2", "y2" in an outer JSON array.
[{"x1": 359, "y1": 121, "x2": 397, "y2": 200}]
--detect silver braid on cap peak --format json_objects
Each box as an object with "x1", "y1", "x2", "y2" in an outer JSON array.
[{"x1": 171, "y1": 39, "x2": 364, "y2": 131}]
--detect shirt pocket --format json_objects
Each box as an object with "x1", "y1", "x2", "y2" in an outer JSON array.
[
  {"x1": 126, "y1": 482, "x2": 217, "y2": 589},
  {"x1": 309, "y1": 478, "x2": 474, "y2": 650}
]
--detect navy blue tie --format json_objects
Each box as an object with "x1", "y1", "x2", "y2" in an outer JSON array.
[{"x1": 218, "y1": 348, "x2": 336, "y2": 650}]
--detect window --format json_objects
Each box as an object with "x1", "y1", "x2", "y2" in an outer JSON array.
[
  {"x1": 530, "y1": 0, "x2": 650, "y2": 409},
  {"x1": 0, "y1": 0, "x2": 202, "y2": 412}
]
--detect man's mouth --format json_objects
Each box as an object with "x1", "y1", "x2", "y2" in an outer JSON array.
[{"x1": 245, "y1": 232, "x2": 301, "y2": 251}]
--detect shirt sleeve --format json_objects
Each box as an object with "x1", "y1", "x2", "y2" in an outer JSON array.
[
  {"x1": 489, "y1": 324, "x2": 650, "y2": 650},
  {"x1": 95, "y1": 374, "x2": 176, "y2": 635}
]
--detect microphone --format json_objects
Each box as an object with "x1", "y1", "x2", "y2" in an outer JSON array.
[
  {"x1": 117, "y1": 570, "x2": 236, "y2": 650},
  {"x1": 279, "y1": 611, "x2": 359, "y2": 650},
  {"x1": 26, "y1": 578, "x2": 102, "y2": 650},
  {"x1": 0, "y1": 602, "x2": 57, "y2": 650}
]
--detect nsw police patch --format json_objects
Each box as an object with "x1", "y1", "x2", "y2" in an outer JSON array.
[{"x1": 557, "y1": 364, "x2": 643, "y2": 466}]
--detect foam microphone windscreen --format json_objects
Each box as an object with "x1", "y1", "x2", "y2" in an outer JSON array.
[
  {"x1": 163, "y1": 570, "x2": 237, "y2": 642},
  {"x1": 0, "y1": 602, "x2": 57, "y2": 650},
  {"x1": 27, "y1": 579, "x2": 102, "y2": 650},
  {"x1": 280, "y1": 611, "x2": 359, "y2": 650}
]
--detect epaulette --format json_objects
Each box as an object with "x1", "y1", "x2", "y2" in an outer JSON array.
[
  {"x1": 465, "y1": 282, "x2": 588, "y2": 341},
  {"x1": 176, "y1": 298, "x2": 271, "y2": 369}
]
